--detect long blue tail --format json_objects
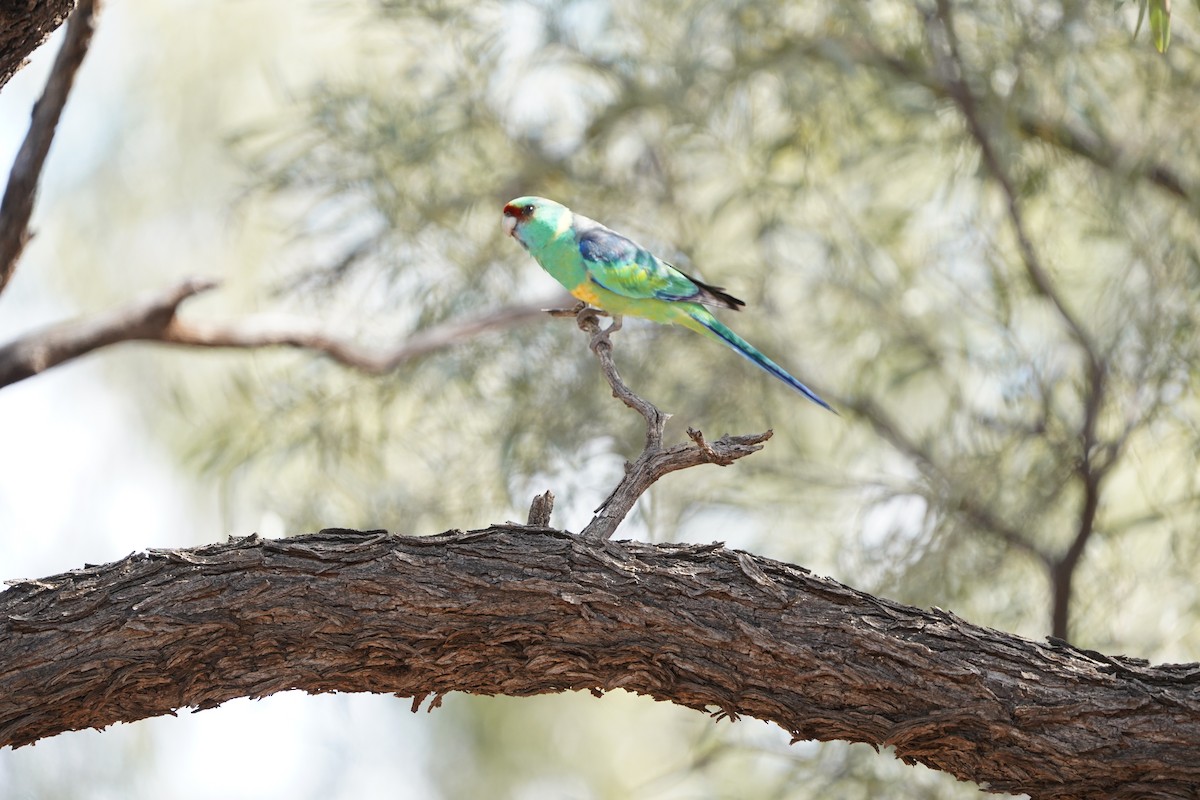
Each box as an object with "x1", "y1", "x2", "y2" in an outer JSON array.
[{"x1": 688, "y1": 309, "x2": 836, "y2": 413}]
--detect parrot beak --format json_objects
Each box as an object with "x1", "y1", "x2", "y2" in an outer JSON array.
[{"x1": 502, "y1": 213, "x2": 517, "y2": 238}]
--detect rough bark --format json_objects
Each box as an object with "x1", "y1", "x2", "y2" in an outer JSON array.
[
  {"x1": 0, "y1": 1, "x2": 75, "y2": 93},
  {"x1": 1, "y1": 527, "x2": 1198, "y2": 798}
]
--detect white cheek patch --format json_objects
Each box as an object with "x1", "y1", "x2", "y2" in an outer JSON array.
[{"x1": 556, "y1": 212, "x2": 574, "y2": 239}]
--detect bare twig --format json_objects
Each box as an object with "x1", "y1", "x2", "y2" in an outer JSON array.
[
  {"x1": 564, "y1": 306, "x2": 772, "y2": 540},
  {"x1": 0, "y1": 0, "x2": 99, "y2": 295},
  {"x1": 0, "y1": 277, "x2": 556, "y2": 389},
  {"x1": 575, "y1": 306, "x2": 667, "y2": 450},
  {"x1": 526, "y1": 490, "x2": 555, "y2": 527}
]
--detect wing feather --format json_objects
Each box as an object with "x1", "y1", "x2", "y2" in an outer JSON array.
[{"x1": 574, "y1": 217, "x2": 744, "y2": 310}]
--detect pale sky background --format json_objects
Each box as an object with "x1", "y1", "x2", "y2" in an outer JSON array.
[{"x1": 0, "y1": 15, "x2": 438, "y2": 800}]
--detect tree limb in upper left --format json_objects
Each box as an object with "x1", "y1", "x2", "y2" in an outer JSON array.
[
  {"x1": 0, "y1": 0, "x2": 99, "y2": 295},
  {"x1": 0, "y1": 1, "x2": 77, "y2": 93}
]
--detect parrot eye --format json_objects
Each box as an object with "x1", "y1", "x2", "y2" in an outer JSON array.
[{"x1": 522, "y1": 204, "x2": 535, "y2": 216}]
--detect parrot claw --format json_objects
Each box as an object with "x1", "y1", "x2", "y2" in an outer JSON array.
[{"x1": 587, "y1": 314, "x2": 623, "y2": 354}]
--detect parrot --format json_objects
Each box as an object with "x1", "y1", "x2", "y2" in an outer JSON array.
[{"x1": 502, "y1": 196, "x2": 834, "y2": 413}]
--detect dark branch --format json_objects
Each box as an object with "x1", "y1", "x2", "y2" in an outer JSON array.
[
  {"x1": 0, "y1": 0, "x2": 98, "y2": 295},
  {"x1": 0, "y1": 277, "x2": 558, "y2": 389},
  {"x1": 1, "y1": 528, "x2": 1198, "y2": 799},
  {"x1": 1013, "y1": 114, "x2": 1192, "y2": 203},
  {"x1": 1051, "y1": 362, "x2": 1112, "y2": 641}
]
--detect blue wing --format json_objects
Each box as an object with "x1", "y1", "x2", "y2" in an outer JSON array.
[{"x1": 575, "y1": 219, "x2": 744, "y2": 310}]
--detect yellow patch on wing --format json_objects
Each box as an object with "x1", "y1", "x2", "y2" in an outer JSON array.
[{"x1": 571, "y1": 282, "x2": 603, "y2": 307}]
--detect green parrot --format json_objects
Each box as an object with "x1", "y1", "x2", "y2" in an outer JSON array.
[{"x1": 503, "y1": 196, "x2": 834, "y2": 412}]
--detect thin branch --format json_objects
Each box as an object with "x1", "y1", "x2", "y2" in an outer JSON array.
[
  {"x1": 0, "y1": 0, "x2": 99, "y2": 295},
  {"x1": 556, "y1": 306, "x2": 772, "y2": 540},
  {"x1": 1051, "y1": 363, "x2": 1122, "y2": 640},
  {"x1": 1013, "y1": 114, "x2": 1192, "y2": 203},
  {"x1": 0, "y1": 277, "x2": 559, "y2": 389},
  {"x1": 0, "y1": 277, "x2": 217, "y2": 387},
  {"x1": 925, "y1": 1, "x2": 1101, "y2": 379},
  {"x1": 575, "y1": 305, "x2": 667, "y2": 449},
  {"x1": 2, "y1": 528, "x2": 1200, "y2": 798}
]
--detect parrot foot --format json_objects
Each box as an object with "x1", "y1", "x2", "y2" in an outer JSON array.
[
  {"x1": 587, "y1": 314, "x2": 623, "y2": 355},
  {"x1": 547, "y1": 301, "x2": 590, "y2": 318}
]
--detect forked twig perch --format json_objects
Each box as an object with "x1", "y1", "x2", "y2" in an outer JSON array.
[{"x1": 531, "y1": 305, "x2": 772, "y2": 539}]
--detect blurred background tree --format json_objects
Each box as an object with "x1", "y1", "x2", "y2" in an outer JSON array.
[{"x1": 1, "y1": 0, "x2": 1197, "y2": 797}]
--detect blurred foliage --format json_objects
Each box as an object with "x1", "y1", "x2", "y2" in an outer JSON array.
[{"x1": 33, "y1": 0, "x2": 1200, "y2": 796}]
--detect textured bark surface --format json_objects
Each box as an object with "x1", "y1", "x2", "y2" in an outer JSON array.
[
  {"x1": 2, "y1": 527, "x2": 1198, "y2": 798},
  {"x1": 0, "y1": 1, "x2": 74, "y2": 92}
]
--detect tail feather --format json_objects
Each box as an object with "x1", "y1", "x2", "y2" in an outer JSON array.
[{"x1": 687, "y1": 309, "x2": 836, "y2": 414}]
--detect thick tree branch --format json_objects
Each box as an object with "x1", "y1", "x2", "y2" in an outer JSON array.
[
  {"x1": 1, "y1": 528, "x2": 1198, "y2": 798},
  {"x1": 0, "y1": 277, "x2": 559, "y2": 389},
  {"x1": 0, "y1": 0, "x2": 97, "y2": 294}
]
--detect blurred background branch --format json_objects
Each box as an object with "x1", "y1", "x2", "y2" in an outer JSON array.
[{"x1": 0, "y1": 277, "x2": 559, "y2": 388}]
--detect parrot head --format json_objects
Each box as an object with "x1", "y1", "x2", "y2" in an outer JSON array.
[{"x1": 503, "y1": 196, "x2": 570, "y2": 251}]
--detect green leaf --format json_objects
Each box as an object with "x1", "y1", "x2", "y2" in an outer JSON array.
[
  {"x1": 1150, "y1": 0, "x2": 1171, "y2": 53},
  {"x1": 1134, "y1": 0, "x2": 1148, "y2": 40}
]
